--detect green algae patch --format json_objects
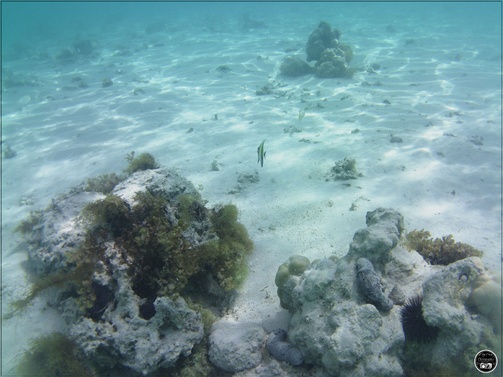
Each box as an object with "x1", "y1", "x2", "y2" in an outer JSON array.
[
  {"x1": 124, "y1": 152, "x2": 159, "y2": 175},
  {"x1": 12, "y1": 163, "x2": 254, "y2": 317},
  {"x1": 83, "y1": 194, "x2": 132, "y2": 237},
  {"x1": 14, "y1": 333, "x2": 94, "y2": 377},
  {"x1": 14, "y1": 210, "x2": 43, "y2": 235},
  {"x1": 10, "y1": 262, "x2": 92, "y2": 314},
  {"x1": 85, "y1": 173, "x2": 124, "y2": 194},
  {"x1": 212, "y1": 204, "x2": 254, "y2": 255},
  {"x1": 80, "y1": 191, "x2": 254, "y2": 304},
  {"x1": 176, "y1": 193, "x2": 205, "y2": 227}
]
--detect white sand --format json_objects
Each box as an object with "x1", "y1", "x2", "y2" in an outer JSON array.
[{"x1": 2, "y1": 3, "x2": 501, "y2": 374}]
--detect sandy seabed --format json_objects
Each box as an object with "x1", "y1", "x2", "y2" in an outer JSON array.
[{"x1": 2, "y1": 3, "x2": 501, "y2": 373}]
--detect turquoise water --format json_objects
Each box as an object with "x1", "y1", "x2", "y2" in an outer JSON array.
[
  {"x1": 3, "y1": 2, "x2": 501, "y2": 61},
  {"x1": 2, "y1": 2, "x2": 501, "y2": 376}
]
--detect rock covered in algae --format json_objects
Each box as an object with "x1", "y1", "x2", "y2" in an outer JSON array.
[
  {"x1": 67, "y1": 226, "x2": 205, "y2": 375},
  {"x1": 15, "y1": 163, "x2": 255, "y2": 376}
]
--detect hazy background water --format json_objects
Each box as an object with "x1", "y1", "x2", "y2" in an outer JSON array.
[{"x1": 3, "y1": 2, "x2": 501, "y2": 62}]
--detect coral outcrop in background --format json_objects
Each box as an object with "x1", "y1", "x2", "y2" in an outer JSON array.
[{"x1": 280, "y1": 21, "x2": 355, "y2": 78}]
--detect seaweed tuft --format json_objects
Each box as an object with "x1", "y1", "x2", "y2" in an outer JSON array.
[
  {"x1": 14, "y1": 211, "x2": 43, "y2": 235},
  {"x1": 124, "y1": 152, "x2": 159, "y2": 175},
  {"x1": 83, "y1": 195, "x2": 131, "y2": 236},
  {"x1": 14, "y1": 333, "x2": 95, "y2": 377},
  {"x1": 85, "y1": 173, "x2": 124, "y2": 194},
  {"x1": 405, "y1": 229, "x2": 483, "y2": 265},
  {"x1": 212, "y1": 204, "x2": 254, "y2": 255}
]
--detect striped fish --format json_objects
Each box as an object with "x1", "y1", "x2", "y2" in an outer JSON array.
[{"x1": 257, "y1": 139, "x2": 266, "y2": 167}]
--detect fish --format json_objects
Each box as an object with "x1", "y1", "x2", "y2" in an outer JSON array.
[
  {"x1": 298, "y1": 109, "x2": 306, "y2": 121},
  {"x1": 257, "y1": 139, "x2": 266, "y2": 167}
]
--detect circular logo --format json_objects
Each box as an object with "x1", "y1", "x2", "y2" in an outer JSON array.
[{"x1": 474, "y1": 349, "x2": 498, "y2": 373}]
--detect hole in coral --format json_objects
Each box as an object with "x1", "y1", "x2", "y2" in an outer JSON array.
[
  {"x1": 139, "y1": 298, "x2": 156, "y2": 320},
  {"x1": 88, "y1": 282, "x2": 114, "y2": 322},
  {"x1": 132, "y1": 277, "x2": 158, "y2": 320},
  {"x1": 132, "y1": 274, "x2": 159, "y2": 299}
]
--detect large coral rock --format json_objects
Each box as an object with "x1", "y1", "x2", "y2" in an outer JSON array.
[
  {"x1": 22, "y1": 167, "x2": 250, "y2": 375},
  {"x1": 208, "y1": 320, "x2": 266, "y2": 372},
  {"x1": 69, "y1": 242, "x2": 203, "y2": 375},
  {"x1": 285, "y1": 256, "x2": 404, "y2": 377},
  {"x1": 314, "y1": 49, "x2": 349, "y2": 78},
  {"x1": 25, "y1": 191, "x2": 102, "y2": 275},
  {"x1": 305, "y1": 21, "x2": 354, "y2": 79},
  {"x1": 421, "y1": 257, "x2": 501, "y2": 370},
  {"x1": 347, "y1": 207, "x2": 404, "y2": 266},
  {"x1": 275, "y1": 208, "x2": 500, "y2": 377},
  {"x1": 306, "y1": 21, "x2": 341, "y2": 62},
  {"x1": 24, "y1": 168, "x2": 202, "y2": 277}
]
